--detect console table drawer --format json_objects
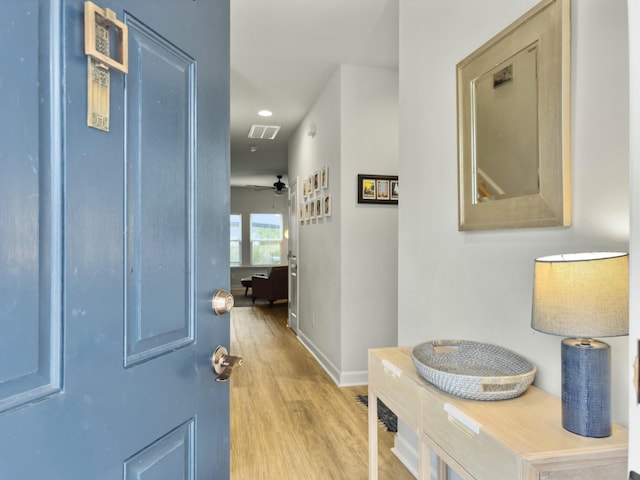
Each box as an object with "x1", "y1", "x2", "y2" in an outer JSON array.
[
  {"x1": 421, "y1": 391, "x2": 517, "y2": 480},
  {"x1": 369, "y1": 354, "x2": 420, "y2": 430}
]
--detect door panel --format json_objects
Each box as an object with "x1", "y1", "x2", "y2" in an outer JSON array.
[
  {"x1": 124, "y1": 13, "x2": 196, "y2": 367},
  {"x1": 0, "y1": 0, "x2": 63, "y2": 415},
  {"x1": 123, "y1": 419, "x2": 194, "y2": 480},
  {"x1": 0, "y1": 1, "x2": 230, "y2": 478}
]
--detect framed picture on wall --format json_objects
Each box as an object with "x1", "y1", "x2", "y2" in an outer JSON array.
[
  {"x1": 323, "y1": 194, "x2": 331, "y2": 217},
  {"x1": 377, "y1": 179, "x2": 390, "y2": 200},
  {"x1": 321, "y1": 166, "x2": 329, "y2": 189},
  {"x1": 313, "y1": 171, "x2": 320, "y2": 192},
  {"x1": 315, "y1": 198, "x2": 322, "y2": 219},
  {"x1": 361, "y1": 178, "x2": 376, "y2": 200},
  {"x1": 357, "y1": 174, "x2": 398, "y2": 205},
  {"x1": 391, "y1": 179, "x2": 399, "y2": 200}
]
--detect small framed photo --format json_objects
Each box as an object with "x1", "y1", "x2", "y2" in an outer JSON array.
[
  {"x1": 391, "y1": 179, "x2": 399, "y2": 200},
  {"x1": 323, "y1": 194, "x2": 331, "y2": 217},
  {"x1": 315, "y1": 198, "x2": 322, "y2": 219},
  {"x1": 313, "y1": 170, "x2": 320, "y2": 192},
  {"x1": 307, "y1": 175, "x2": 314, "y2": 196},
  {"x1": 357, "y1": 174, "x2": 398, "y2": 205},
  {"x1": 304, "y1": 202, "x2": 310, "y2": 221},
  {"x1": 321, "y1": 166, "x2": 329, "y2": 189},
  {"x1": 361, "y1": 178, "x2": 376, "y2": 200},
  {"x1": 309, "y1": 199, "x2": 316, "y2": 219},
  {"x1": 377, "y1": 179, "x2": 390, "y2": 200},
  {"x1": 302, "y1": 178, "x2": 308, "y2": 198},
  {"x1": 299, "y1": 203, "x2": 304, "y2": 223}
]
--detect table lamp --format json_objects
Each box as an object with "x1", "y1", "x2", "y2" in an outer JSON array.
[{"x1": 531, "y1": 252, "x2": 628, "y2": 438}]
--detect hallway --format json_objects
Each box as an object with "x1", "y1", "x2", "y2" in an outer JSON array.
[{"x1": 230, "y1": 303, "x2": 414, "y2": 479}]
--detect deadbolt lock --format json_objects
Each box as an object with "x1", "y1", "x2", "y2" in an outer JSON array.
[
  {"x1": 212, "y1": 346, "x2": 243, "y2": 382},
  {"x1": 211, "y1": 289, "x2": 234, "y2": 316}
]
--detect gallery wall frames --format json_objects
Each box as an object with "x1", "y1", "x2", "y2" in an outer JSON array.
[
  {"x1": 357, "y1": 174, "x2": 398, "y2": 205},
  {"x1": 300, "y1": 166, "x2": 331, "y2": 224}
]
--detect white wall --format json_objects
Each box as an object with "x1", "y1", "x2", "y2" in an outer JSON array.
[
  {"x1": 289, "y1": 65, "x2": 399, "y2": 384},
  {"x1": 398, "y1": 0, "x2": 629, "y2": 427},
  {"x1": 340, "y1": 65, "x2": 399, "y2": 379},
  {"x1": 289, "y1": 71, "x2": 343, "y2": 379},
  {"x1": 229, "y1": 187, "x2": 289, "y2": 288},
  {"x1": 627, "y1": 0, "x2": 640, "y2": 472}
]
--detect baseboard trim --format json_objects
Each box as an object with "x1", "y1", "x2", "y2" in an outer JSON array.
[
  {"x1": 339, "y1": 369, "x2": 368, "y2": 386},
  {"x1": 393, "y1": 424, "x2": 419, "y2": 478},
  {"x1": 297, "y1": 331, "x2": 341, "y2": 385},
  {"x1": 296, "y1": 331, "x2": 368, "y2": 387}
]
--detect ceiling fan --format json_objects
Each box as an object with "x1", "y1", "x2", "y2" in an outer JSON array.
[{"x1": 247, "y1": 175, "x2": 288, "y2": 196}]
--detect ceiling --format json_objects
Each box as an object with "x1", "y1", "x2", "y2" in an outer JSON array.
[{"x1": 229, "y1": 0, "x2": 399, "y2": 189}]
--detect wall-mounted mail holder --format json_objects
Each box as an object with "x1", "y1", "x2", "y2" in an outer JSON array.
[{"x1": 84, "y1": 1, "x2": 128, "y2": 131}]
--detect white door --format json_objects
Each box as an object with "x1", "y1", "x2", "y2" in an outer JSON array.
[
  {"x1": 628, "y1": 0, "x2": 640, "y2": 475},
  {"x1": 288, "y1": 178, "x2": 299, "y2": 332}
]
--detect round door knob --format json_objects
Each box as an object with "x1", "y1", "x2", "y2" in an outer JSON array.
[{"x1": 211, "y1": 289, "x2": 234, "y2": 315}]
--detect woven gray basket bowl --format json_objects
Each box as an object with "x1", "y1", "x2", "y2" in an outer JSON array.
[{"x1": 411, "y1": 340, "x2": 536, "y2": 401}]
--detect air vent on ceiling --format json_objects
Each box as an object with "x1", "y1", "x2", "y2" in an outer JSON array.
[{"x1": 248, "y1": 124, "x2": 281, "y2": 140}]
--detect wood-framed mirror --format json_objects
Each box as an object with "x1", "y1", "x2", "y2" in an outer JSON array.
[{"x1": 457, "y1": 0, "x2": 571, "y2": 231}]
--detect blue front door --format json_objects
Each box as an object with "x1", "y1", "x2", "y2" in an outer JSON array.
[{"x1": 0, "y1": 1, "x2": 231, "y2": 477}]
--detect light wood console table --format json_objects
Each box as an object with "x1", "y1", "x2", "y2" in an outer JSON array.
[{"x1": 368, "y1": 347, "x2": 628, "y2": 480}]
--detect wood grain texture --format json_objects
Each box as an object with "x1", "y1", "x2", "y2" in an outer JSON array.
[
  {"x1": 370, "y1": 347, "x2": 628, "y2": 480},
  {"x1": 230, "y1": 304, "x2": 413, "y2": 480}
]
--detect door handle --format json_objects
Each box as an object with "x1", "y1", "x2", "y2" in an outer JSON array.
[
  {"x1": 212, "y1": 346, "x2": 243, "y2": 382},
  {"x1": 211, "y1": 289, "x2": 234, "y2": 316}
]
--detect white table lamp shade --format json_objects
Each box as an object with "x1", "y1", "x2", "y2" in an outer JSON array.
[{"x1": 532, "y1": 252, "x2": 629, "y2": 337}]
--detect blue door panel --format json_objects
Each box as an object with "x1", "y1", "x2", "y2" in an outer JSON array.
[
  {"x1": 0, "y1": 0, "x2": 63, "y2": 414},
  {"x1": 124, "y1": 14, "x2": 196, "y2": 366},
  {"x1": 124, "y1": 419, "x2": 194, "y2": 480}
]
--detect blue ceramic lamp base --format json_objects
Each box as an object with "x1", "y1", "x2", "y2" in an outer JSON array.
[{"x1": 561, "y1": 338, "x2": 611, "y2": 438}]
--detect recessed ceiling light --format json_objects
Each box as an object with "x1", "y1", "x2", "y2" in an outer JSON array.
[
  {"x1": 258, "y1": 110, "x2": 272, "y2": 117},
  {"x1": 249, "y1": 145, "x2": 258, "y2": 152}
]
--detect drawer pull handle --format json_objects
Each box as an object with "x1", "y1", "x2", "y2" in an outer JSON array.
[
  {"x1": 382, "y1": 359, "x2": 402, "y2": 377},
  {"x1": 444, "y1": 403, "x2": 480, "y2": 436}
]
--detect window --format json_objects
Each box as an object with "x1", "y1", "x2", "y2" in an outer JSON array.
[
  {"x1": 230, "y1": 214, "x2": 242, "y2": 265},
  {"x1": 250, "y1": 213, "x2": 283, "y2": 265}
]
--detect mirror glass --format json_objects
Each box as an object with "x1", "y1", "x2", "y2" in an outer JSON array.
[
  {"x1": 457, "y1": 0, "x2": 571, "y2": 231},
  {"x1": 473, "y1": 43, "x2": 539, "y2": 202}
]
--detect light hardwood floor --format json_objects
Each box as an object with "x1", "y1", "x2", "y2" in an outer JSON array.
[{"x1": 230, "y1": 301, "x2": 415, "y2": 480}]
